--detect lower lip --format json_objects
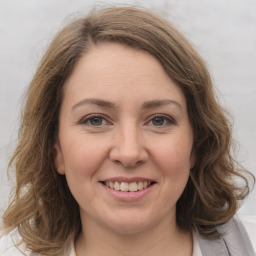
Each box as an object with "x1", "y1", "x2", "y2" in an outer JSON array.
[{"x1": 101, "y1": 183, "x2": 155, "y2": 202}]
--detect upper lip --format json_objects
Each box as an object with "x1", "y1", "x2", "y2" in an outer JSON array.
[{"x1": 100, "y1": 176, "x2": 156, "y2": 183}]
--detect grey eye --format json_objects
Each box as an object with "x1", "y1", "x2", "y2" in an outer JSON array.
[
  {"x1": 152, "y1": 117, "x2": 165, "y2": 126},
  {"x1": 148, "y1": 115, "x2": 176, "y2": 127},
  {"x1": 89, "y1": 117, "x2": 103, "y2": 126}
]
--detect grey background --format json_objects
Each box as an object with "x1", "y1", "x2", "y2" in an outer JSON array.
[{"x1": 0, "y1": 0, "x2": 255, "y2": 218}]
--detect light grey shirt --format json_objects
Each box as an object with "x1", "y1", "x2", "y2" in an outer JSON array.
[{"x1": 197, "y1": 216, "x2": 255, "y2": 256}]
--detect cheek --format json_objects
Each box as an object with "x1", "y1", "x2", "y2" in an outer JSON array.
[
  {"x1": 60, "y1": 135, "x2": 109, "y2": 178},
  {"x1": 150, "y1": 141, "x2": 191, "y2": 212},
  {"x1": 60, "y1": 136, "x2": 110, "y2": 206},
  {"x1": 155, "y1": 138, "x2": 193, "y2": 174}
]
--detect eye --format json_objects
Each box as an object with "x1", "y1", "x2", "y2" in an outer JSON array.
[
  {"x1": 89, "y1": 116, "x2": 105, "y2": 126},
  {"x1": 151, "y1": 116, "x2": 166, "y2": 126},
  {"x1": 147, "y1": 115, "x2": 176, "y2": 127},
  {"x1": 80, "y1": 115, "x2": 109, "y2": 127}
]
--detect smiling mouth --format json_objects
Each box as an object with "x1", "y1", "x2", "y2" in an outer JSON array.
[{"x1": 101, "y1": 181, "x2": 155, "y2": 192}]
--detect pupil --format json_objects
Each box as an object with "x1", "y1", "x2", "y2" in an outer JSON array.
[
  {"x1": 153, "y1": 117, "x2": 164, "y2": 126},
  {"x1": 90, "y1": 117, "x2": 102, "y2": 126}
]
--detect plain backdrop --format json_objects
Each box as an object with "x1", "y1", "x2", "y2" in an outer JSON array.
[{"x1": 0, "y1": 0, "x2": 255, "y2": 218}]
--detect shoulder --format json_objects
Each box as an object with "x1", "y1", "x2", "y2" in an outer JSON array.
[
  {"x1": 196, "y1": 215, "x2": 256, "y2": 256},
  {"x1": 0, "y1": 234, "x2": 22, "y2": 256},
  {"x1": 218, "y1": 215, "x2": 256, "y2": 255},
  {"x1": 0, "y1": 232, "x2": 74, "y2": 256},
  {"x1": 0, "y1": 232, "x2": 31, "y2": 256},
  {"x1": 216, "y1": 215, "x2": 256, "y2": 255},
  {"x1": 238, "y1": 214, "x2": 256, "y2": 252}
]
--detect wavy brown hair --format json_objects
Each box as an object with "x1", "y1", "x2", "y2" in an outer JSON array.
[{"x1": 2, "y1": 6, "x2": 254, "y2": 255}]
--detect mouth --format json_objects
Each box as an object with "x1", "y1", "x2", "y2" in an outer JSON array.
[{"x1": 100, "y1": 180, "x2": 156, "y2": 192}]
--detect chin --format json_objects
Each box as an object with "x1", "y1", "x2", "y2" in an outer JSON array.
[
  {"x1": 106, "y1": 221, "x2": 152, "y2": 235},
  {"x1": 101, "y1": 211, "x2": 161, "y2": 235}
]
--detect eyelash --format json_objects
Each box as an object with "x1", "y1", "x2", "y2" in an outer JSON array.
[
  {"x1": 79, "y1": 114, "x2": 177, "y2": 128},
  {"x1": 79, "y1": 114, "x2": 110, "y2": 127},
  {"x1": 146, "y1": 114, "x2": 177, "y2": 127}
]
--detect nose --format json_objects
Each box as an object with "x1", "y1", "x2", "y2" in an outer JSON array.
[{"x1": 109, "y1": 124, "x2": 148, "y2": 167}]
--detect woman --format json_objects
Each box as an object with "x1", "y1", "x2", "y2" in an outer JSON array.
[{"x1": 1, "y1": 6, "x2": 255, "y2": 256}]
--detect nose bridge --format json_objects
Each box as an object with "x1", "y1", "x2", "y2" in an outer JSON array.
[
  {"x1": 120, "y1": 122, "x2": 140, "y2": 152},
  {"x1": 110, "y1": 121, "x2": 148, "y2": 166}
]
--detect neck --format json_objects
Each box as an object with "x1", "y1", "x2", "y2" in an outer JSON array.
[{"x1": 75, "y1": 213, "x2": 192, "y2": 256}]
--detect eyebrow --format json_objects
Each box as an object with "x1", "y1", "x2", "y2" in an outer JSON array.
[
  {"x1": 71, "y1": 98, "x2": 182, "y2": 111},
  {"x1": 142, "y1": 99, "x2": 182, "y2": 110},
  {"x1": 72, "y1": 98, "x2": 116, "y2": 111}
]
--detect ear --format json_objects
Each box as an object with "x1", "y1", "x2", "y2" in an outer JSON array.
[{"x1": 53, "y1": 142, "x2": 65, "y2": 175}]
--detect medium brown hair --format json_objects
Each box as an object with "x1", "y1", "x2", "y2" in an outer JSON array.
[{"x1": 2, "y1": 6, "x2": 254, "y2": 255}]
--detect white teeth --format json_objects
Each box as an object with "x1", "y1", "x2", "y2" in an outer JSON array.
[
  {"x1": 114, "y1": 181, "x2": 120, "y2": 191},
  {"x1": 109, "y1": 181, "x2": 114, "y2": 189},
  {"x1": 104, "y1": 181, "x2": 153, "y2": 192},
  {"x1": 137, "y1": 181, "x2": 143, "y2": 190},
  {"x1": 129, "y1": 182, "x2": 138, "y2": 192},
  {"x1": 120, "y1": 182, "x2": 129, "y2": 192}
]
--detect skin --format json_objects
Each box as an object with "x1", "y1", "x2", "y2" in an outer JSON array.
[{"x1": 54, "y1": 43, "x2": 195, "y2": 256}]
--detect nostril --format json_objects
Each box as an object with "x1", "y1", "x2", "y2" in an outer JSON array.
[
  {"x1": 109, "y1": 139, "x2": 149, "y2": 167},
  {"x1": 111, "y1": 157, "x2": 145, "y2": 168}
]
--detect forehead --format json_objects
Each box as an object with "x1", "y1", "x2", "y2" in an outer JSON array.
[{"x1": 62, "y1": 43, "x2": 186, "y2": 107}]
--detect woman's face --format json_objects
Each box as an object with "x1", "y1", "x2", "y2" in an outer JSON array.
[{"x1": 55, "y1": 43, "x2": 195, "y2": 234}]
